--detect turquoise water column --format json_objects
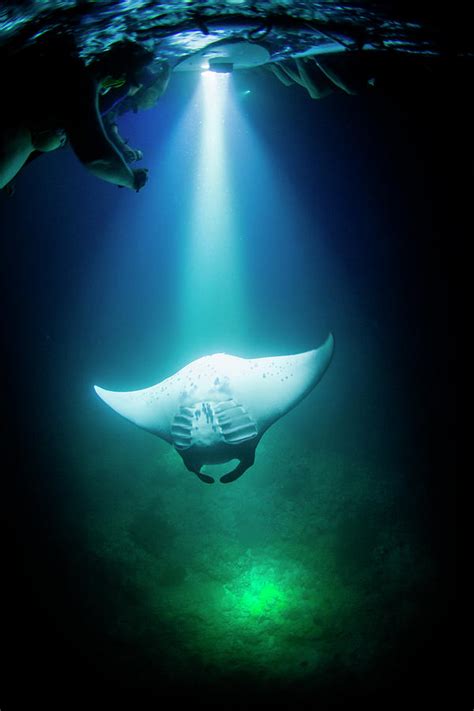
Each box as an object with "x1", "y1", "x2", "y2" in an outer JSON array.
[{"x1": 179, "y1": 72, "x2": 247, "y2": 356}]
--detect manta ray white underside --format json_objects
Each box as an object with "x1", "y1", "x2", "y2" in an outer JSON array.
[{"x1": 94, "y1": 334, "x2": 334, "y2": 483}]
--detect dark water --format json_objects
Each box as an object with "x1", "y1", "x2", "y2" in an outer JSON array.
[{"x1": 1, "y1": 60, "x2": 462, "y2": 708}]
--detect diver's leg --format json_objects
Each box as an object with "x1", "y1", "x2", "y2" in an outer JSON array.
[
  {"x1": 267, "y1": 62, "x2": 294, "y2": 87},
  {"x1": 315, "y1": 59, "x2": 358, "y2": 95},
  {"x1": 295, "y1": 58, "x2": 334, "y2": 99},
  {"x1": 0, "y1": 124, "x2": 33, "y2": 189},
  {"x1": 275, "y1": 60, "x2": 306, "y2": 87}
]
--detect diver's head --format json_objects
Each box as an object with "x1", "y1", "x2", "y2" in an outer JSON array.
[
  {"x1": 91, "y1": 40, "x2": 154, "y2": 87},
  {"x1": 129, "y1": 62, "x2": 171, "y2": 111}
]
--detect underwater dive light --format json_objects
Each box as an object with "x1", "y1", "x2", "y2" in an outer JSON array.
[
  {"x1": 175, "y1": 40, "x2": 269, "y2": 73},
  {"x1": 208, "y1": 58, "x2": 234, "y2": 73}
]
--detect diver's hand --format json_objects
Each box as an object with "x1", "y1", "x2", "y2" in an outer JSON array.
[
  {"x1": 123, "y1": 146, "x2": 143, "y2": 163},
  {"x1": 132, "y1": 168, "x2": 148, "y2": 192},
  {"x1": 3, "y1": 180, "x2": 16, "y2": 196}
]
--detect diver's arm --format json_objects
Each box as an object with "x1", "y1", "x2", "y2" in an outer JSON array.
[
  {"x1": 65, "y1": 79, "x2": 144, "y2": 190},
  {"x1": 103, "y1": 116, "x2": 143, "y2": 163}
]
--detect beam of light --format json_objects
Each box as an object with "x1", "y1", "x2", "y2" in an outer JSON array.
[
  {"x1": 177, "y1": 71, "x2": 247, "y2": 359},
  {"x1": 127, "y1": 67, "x2": 334, "y2": 375}
]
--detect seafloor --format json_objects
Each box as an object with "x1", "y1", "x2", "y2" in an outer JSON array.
[{"x1": 58, "y1": 399, "x2": 442, "y2": 702}]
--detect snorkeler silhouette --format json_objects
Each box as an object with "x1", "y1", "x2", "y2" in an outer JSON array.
[
  {"x1": 101, "y1": 61, "x2": 171, "y2": 167},
  {"x1": 1, "y1": 38, "x2": 169, "y2": 193},
  {"x1": 266, "y1": 51, "x2": 446, "y2": 100}
]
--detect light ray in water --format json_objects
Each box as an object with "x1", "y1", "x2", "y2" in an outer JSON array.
[{"x1": 177, "y1": 71, "x2": 247, "y2": 358}]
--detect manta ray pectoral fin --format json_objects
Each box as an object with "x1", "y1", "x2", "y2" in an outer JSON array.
[
  {"x1": 94, "y1": 335, "x2": 334, "y2": 485},
  {"x1": 230, "y1": 333, "x2": 335, "y2": 435},
  {"x1": 94, "y1": 384, "x2": 172, "y2": 442}
]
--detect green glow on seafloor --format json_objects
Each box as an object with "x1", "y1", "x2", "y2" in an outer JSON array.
[
  {"x1": 232, "y1": 567, "x2": 289, "y2": 618},
  {"x1": 220, "y1": 558, "x2": 300, "y2": 633}
]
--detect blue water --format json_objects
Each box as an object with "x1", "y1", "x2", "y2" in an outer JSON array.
[{"x1": 1, "y1": 57, "x2": 461, "y2": 709}]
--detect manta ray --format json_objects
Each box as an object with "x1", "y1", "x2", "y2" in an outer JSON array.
[{"x1": 94, "y1": 334, "x2": 334, "y2": 484}]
